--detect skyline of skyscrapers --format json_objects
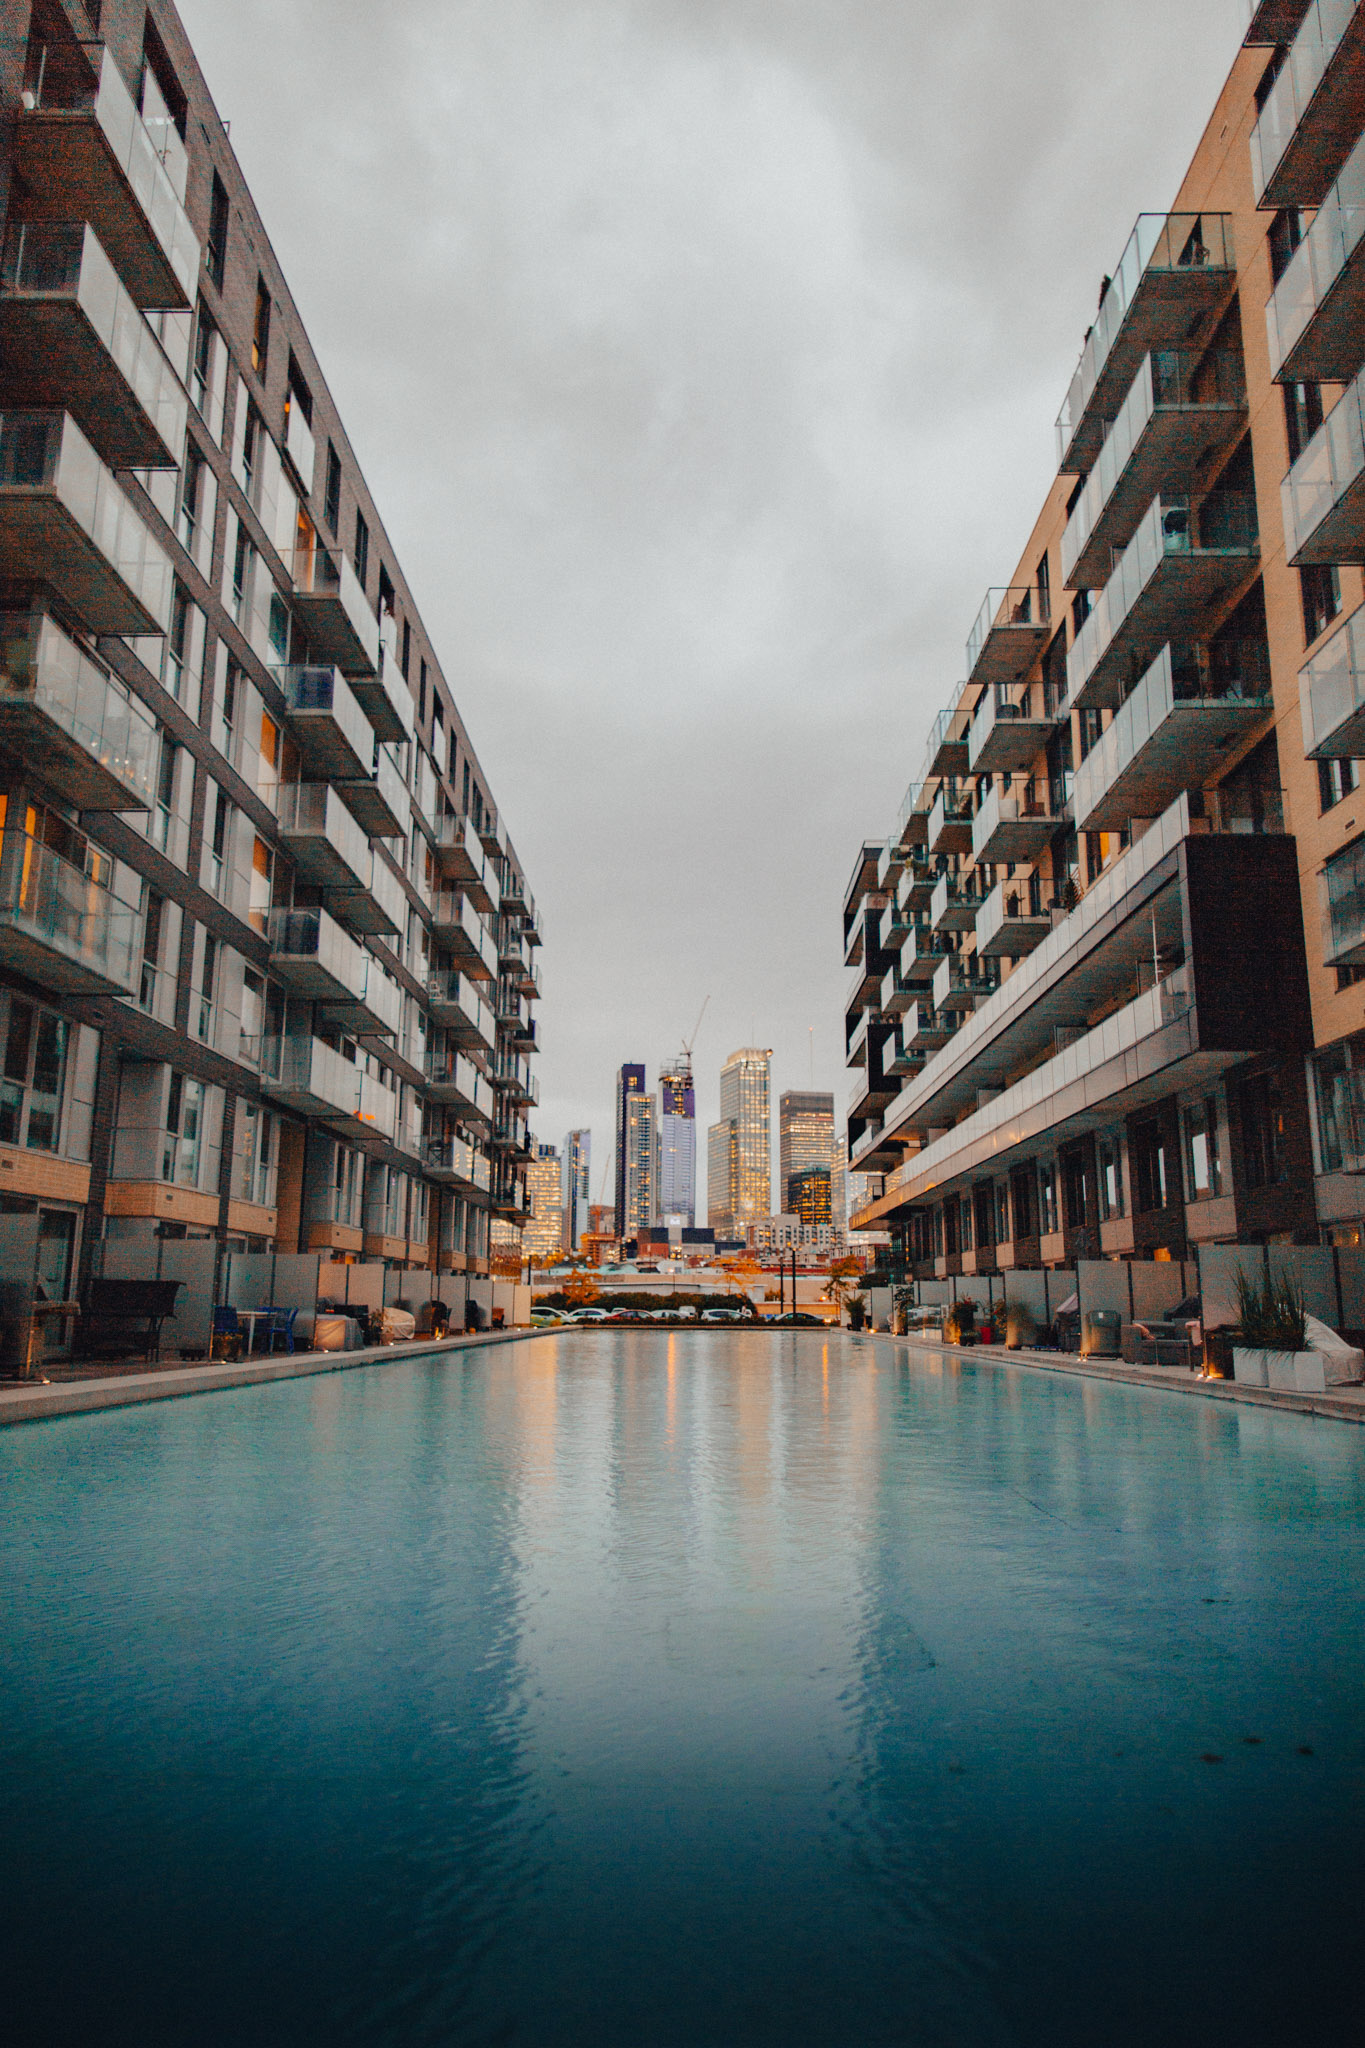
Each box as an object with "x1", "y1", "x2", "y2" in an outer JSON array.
[
  {"x1": 614, "y1": 1065, "x2": 646, "y2": 1238},
  {"x1": 525, "y1": 1145, "x2": 566, "y2": 1262}
]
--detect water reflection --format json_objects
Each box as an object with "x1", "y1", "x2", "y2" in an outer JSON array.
[{"x1": 0, "y1": 1333, "x2": 1362, "y2": 2046}]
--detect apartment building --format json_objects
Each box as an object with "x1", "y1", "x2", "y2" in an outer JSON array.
[
  {"x1": 0, "y1": 0, "x2": 540, "y2": 1320},
  {"x1": 843, "y1": 3, "x2": 1365, "y2": 1278}
]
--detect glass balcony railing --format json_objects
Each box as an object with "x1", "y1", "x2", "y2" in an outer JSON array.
[
  {"x1": 267, "y1": 904, "x2": 364, "y2": 994},
  {"x1": 0, "y1": 222, "x2": 187, "y2": 467},
  {"x1": 918, "y1": 684, "x2": 972, "y2": 782},
  {"x1": 1055, "y1": 213, "x2": 1236, "y2": 470},
  {"x1": 1301, "y1": 602, "x2": 1365, "y2": 756},
  {"x1": 1250, "y1": 0, "x2": 1363, "y2": 206},
  {"x1": 0, "y1": 826, "x2": 138, "y2": 994},
  {"x1": 0, "y1": 608, "x2": 157, "y2": 810},
  {"x1": 0, "y1": 409, "x2": 172, "y2": 634},
  {"x1": 1060, "y1": 348, "x2": 1245, "y2": 585},
  {"x1": 1266, "y1": 127, "x2": 1365, "y2": 381},
  {"x1": 1073, "y1": 640, "x2": 1273, "y2": 833},
  {"x1": 425, "y1": 1053, "x2": 493, "y2": 1118},
  {"x1": 1066, "y1": 491, "x2": 1259, "y2": 708},
  {"x1": 1280, "y1": 358, "x2": 1365, "y2": 562},
  {"x1": 1324, "y1": 833, "x2": 1365, "y2": 963},
  {"x1": 275, "y1": 665, "x2": 372, "y2": 780},
  {"x1": 277, "y1": 781, "x2": 371, "y2": 891},
  {"x1": 288, "y1": 542, "x2": 380, "y2": 676},
  {"x1": 965, "y1": 587, "x2": 1050, "y2": 686},
  {"x1": 426, "y1": 970, "x2": 497, "y2": 1046},
  {"x1": 18, "y1": 42, "x2": 201, "y2": 306}
]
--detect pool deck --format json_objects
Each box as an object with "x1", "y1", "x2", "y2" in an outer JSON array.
[
  {"x1": 876, "y1": 1332, "x2": 1365, "y2": 1424},
  {"x1": 0, "y1": 1327, "x2": 556, "y2": 1428}
]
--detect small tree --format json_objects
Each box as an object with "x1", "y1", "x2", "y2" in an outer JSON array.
[{"x1": 564, "y1": 1269, "x2": 600, "y2": 1308}]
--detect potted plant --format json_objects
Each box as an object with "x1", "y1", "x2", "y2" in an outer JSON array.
[
  {"x1": 1232, "y1": 1269, "x2": 1310, "y2": 1390},
  {"x1": 1004, "y1": 1302, "x2": 1037, "y2": 1351},
  {"x1": 847, "y1": 1292, "x2": 868, "y2": 1332},
  {"x1": 943, "y1": 1297, "x2": 977, "y2": 1345}
]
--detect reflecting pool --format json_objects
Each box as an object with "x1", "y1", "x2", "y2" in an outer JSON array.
[{"x1": 2, "y1": 1332, "x2": 1363, "y2": 2046}]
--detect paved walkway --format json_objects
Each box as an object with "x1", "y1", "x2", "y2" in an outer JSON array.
[
  {"x1": 0, "y1": 1327, "x2": 555, "y2": 1428},
  {"x1": 875, "y1": 1332, "x2": 1365, "y2": 1425}
]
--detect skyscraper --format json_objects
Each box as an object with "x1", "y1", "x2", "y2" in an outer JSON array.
[
  {"x1": 657, "y1": 1056, "x2": 696, "y2": 1226},
  {"x1": 562, "y1": 1128, "x2": 591, "y2": 1250},
  {"x1": 779, "y1": 1092, "x2": 835, "y2": 1211},
  {"x1": 524, "y1": 1145, "x2": 565, "y2": 1262},
  {"x1": 622, "y1": 1089, "x2": 656, "y2": 1238},
  {"x1": 614, "y1": 1066, "x2": 646, "y2": 1237},
  {"x1": 709, "y1": 1048, "x2": 772, "y2": 1236}
]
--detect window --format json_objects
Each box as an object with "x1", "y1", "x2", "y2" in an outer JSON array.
[
  {"x1": 1240, "y1": 1069, "x2": 1289, "y2": 1189},
  {"x1": 1283, "y1": 380, "x2": 1323, "y2": 464},
  {"x1": 1268, "y1": 208, "x2": 1305, "y2": 286},
  {"x1": 286, "y1": 354, "x2": 313, "y2": 425},
  {"x1": 178, "y1": 441, "x2": 205, "y2": 555},
  {"x1": 206, "y1": 169, "x2": 229, "y2": 291},
  {"x1": 419, "y1": 658, "x2": 427, "y2": 728},
  {"x1": 252, "y1": 277, "x2": 271, "y2": 379},
  {"x1": 1302, "y1": 563, "x2": 1343, "y2": 645},
  {"x1": 1311, "y1": 1035, "x2": 1365, "y2": 1173},
  {"x1": 324, "y1": 441, "x2": 341, "y2": 534},
  {"x1": 1038, "y1": 1159, "x2": 1059, "y2": 1236},
  {"x1": 378, "y1": 563, "x2": 395, "y2": 617},
  {"x1": 401, "y1": 619, "x2": 411, "y2": 680},
  {"x1": 1131, "y1": 1119, "x2": 1169, "y2": 1213},
  {"x1": 166, "y1": 585, "x2": 192, "y2": 702},
  {"x1": 191, "y1": 302, "x2": 214, "y2": 416},
  {"x1": 240, "y1": 404, "x2": 259, "y2": 502},
  {"x1": 140, "y1": 889, "x2": 165, "y2": 1012},
  {"x1": 0, "y1": 998, "x2": 68, "y2": 1153},
  {"x1": 1183, "y1": 1098, "x2": 1223, "y2": 1200},
  {"x1": 240, "y1": 968, "x2": 265, "y2": 1064},
  {"x1": 353, "y1": 507, "x2": 369, "y2": 590},
  {"x1": 1098, "y1": 1132, "x2": 1124, "y2": 1219},
  {"x1": 249, "y1": 835, "x2": 272, "y2": 935},
  {"x1": 194, "y1": 932, "x2": 217, "y2": 1041},
  {"x1": 1062, "y1": 1148, "x2": 1090, "y2": 1232},
  {"x1": 1010, "y1": 1165, "x2": 1033, "y2": 1239},
  {"x1": 1318, "y1": 756, "x2": 1359, "y2": 813},
  {"x1": 449, "y1": 730, "x2": 459, "y2": 781},
  {"x1": 1036, "y1": 550, "x2": 1050, "y2": 622},
  {"x1": 162, "y1": 1071, "x2": 204, "y2": 1186},
  {"x1": 150, "y1": 737, "x2": 178, "y2": 854},
  {"x1": 206, "y1": 786, "x2": 230, "y2": 898},
  {"x1": 230, "y1": 521, "x2": 251, "y2": 622}
]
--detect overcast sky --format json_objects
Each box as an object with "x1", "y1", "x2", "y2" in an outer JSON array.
[{"x1": 178, "y1": 0, "x2": 1248, "y2": 1213}]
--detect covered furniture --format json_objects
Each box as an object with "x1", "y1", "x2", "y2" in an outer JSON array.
[{"x1": 83, "y1": 1279, "x2": 184, "y2": 1362}]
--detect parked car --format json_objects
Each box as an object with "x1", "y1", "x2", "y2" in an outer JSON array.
[
  {"x1": 770, "y1": 1312, "x2": 825, "y2": 1328},
  {"x1": 569, "y1": 1307, "x2": 612, "y2": 1323}
]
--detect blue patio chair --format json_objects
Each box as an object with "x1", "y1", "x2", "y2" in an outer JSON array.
[{"x1": 267, "y1": 1306, "x2": 299, "y2": 1355}]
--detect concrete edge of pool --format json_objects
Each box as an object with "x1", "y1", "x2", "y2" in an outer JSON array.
[
  {"x1": 0, "y1": 1327, "x2": 559, "y2": 1427},
  {"x1": 2, "y1": 1324, "x2": 1363, "y2": 1429}
]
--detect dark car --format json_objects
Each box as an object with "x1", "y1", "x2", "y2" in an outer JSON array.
[{"x1": 769, "y1": 1312, "x2": 825, "y2": 1327}]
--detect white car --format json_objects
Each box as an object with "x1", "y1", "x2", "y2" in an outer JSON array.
[{"x1": 569, "y1": 1307, "x2": 612, "y2": 1322}]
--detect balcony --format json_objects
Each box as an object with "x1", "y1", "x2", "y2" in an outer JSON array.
[
  {"x1": 524, "y1": 907, "x2": 543, "y2": 948},
  {"x1": 971, "y1": 779, "x2": 1056, "y2": 863},
  {"x1": 966, "y1": 588, "x2": 1051, "y2": 689},
  {"x1": 289, "y1": 543, "x2": 380, "y2": 677},
  {"x1": 498, "y1": 924, "x2": 528, "y2": 975},
  {"x1": 0, "y1": 608, "x2": 156, "y2": 810},
  {"x1": 1266, "y1": 129, "x2": 1365, "y2": 382},
  {"x1": 1055, "y1": 213, "x2": 1237, "y2": 475},
  {"x1": 927, "y1": 785, "x2": 974, "y2": 857},
  {"x1": 929, "y1": 873, "x2": 984, "y2": 933},
  {"x1": 425, "y1": 1135, "x2": 490, "y2": 1192},
  {"x1": 921, "y1": 689, "x2": 972, "y2": 780},
  {"x1": 517, "y1": 959, "x2": 541, "y2": 1001},
  {"x1": 1250, "y1": 0, "x2": 1365, "y2": 208},
  {"x1": 1300, "y1": 602, "x2": 1365, "y2": 756},
  {"x1": 975, "y1": 879, "x2": 1052, "y2": 960},
  {"x1": 275, "y1": 666, "x2": 372, "y2": 781},
  {"x1": 966, "y1": 683, "x2": 1054, "y2": 775},
  {"x1": 262, "y1": 1034, "x2": 357, "y2": 1118},
  {"x1": 346, "y1": 963, "x2": 402, "y2": 1041},
  {"x1": 845, "y1": 948, "x2": 883, "y2": 1016},
  {"x1": 889, "y1": 1029, "x2": 925, "y2": 1078},
  {"x1": 903, "y1": 1000, "x2": 952, "y2": 1054},
  {"x1": 501, "y1": 866, "x2": 527, "y2": 914},
  {"x1": 336, "y1": 746, "x2": 410, "y2": 842},
  {"x1": 881, "y1": 967, "x2": 916, "y2": 1018},
  {"x1": 932, "y1": 955, "x2": 998, "y2": 1017},
  {"x1": 426, "y1": 970, "x2": 496, "y2": 1051},
  {"x1": 899, "y1": 923, "x2": 951, "y2": 986},
  {"x1": 425, "y1": 1052, "x2": 493, "y2": 1122},
  {"x1": 331, "y1": 847, "x2": 405, "y2": 940},
  {"x1": 267, "y1": 905, "x2": 364, "y2": 1005},
  {"x1": 0, "y1": 825, "x2": 138, "y2": 995},
  {"x1": 1066, "y1": 492, "x2": 1259, "y2": 711},
  {"x1": 897, "y1": 859, "x2": 935, "y2": 918},
  {"x1": 0, "y1": 410, "x2": 172, "y2": 635},
  {"x1": 1060, "y1": 349, "x2": 1247, "y2": 589},
  {"x1": 1324, "y1": 834, "x2": 1365, "y2": 964},
  {"x1": 1245, "y1": 1, "x2": 1313, "y2": 41},
  {"x1": 893, "y1": 779, "x2": 933, "y2": 853},
  {"x1": 0, "y1": 223, "x2": 186, "y2": 469},
  {"x1": 432, "y1": 893, "x2": 498, "y2": 981},
  {"x1": 1073, "y1": 641, "x2": 1273, "y2": 834},
  {"x1": 351, "y1": 642, "x2": 413, "y2": 746},
  {"x1": 1281, "y1": 359, "x2": 1365, "y2": 563},
  {"x1": 15, "y1": 42, "x2": 200, "y2": 308},
  {"x1": 847, "y1": 1006, "x2": 871, "y2": 1066},
  {"x1": 433, "y1": 811, "x2": 487, "y2": 887},
  {"x1": 844, "y1": 840, "x2": 883, "y2": 923},
  {"x1": 277, "y1": 782, "x2": 370, "y2": 893}
]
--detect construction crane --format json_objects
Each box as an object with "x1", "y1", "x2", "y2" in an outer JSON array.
[{"x1": 676, "y1": 995, "x2": 710, "y2": 1084}]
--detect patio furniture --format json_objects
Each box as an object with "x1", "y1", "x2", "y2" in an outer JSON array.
[
  {"x1": 265, "y1": 1306, "x2": 299, "y2": 1355},
  {"x1": 211, "y1": 1307, "x2": 244, "y2": 1361},
  {"x1": 83, "y1": 1279, "x2": 184, "y2": 1362}
]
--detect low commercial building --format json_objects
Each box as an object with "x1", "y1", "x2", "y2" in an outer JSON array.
[{"x1": 844, "y1": 10, "x2": 1364, "y2": 1277}]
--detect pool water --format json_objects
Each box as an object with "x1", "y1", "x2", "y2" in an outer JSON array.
[{"x1": 2, "y1": 1332, "x2": 1363, "y2": 2046}]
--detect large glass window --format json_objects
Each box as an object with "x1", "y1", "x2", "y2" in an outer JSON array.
[
  {"x1": 161, "y1": 1071, "x2": 203, "y2": 1186},
  {"x1": 0, "y1": 997, "x2": 68, "y2": 1152},
  {"x1": 1239, "y1": 1070, "x2": 1289, "y2": 1189},
  {"x1": 1311, "y1": 1036, "x2": 1365, "y2": 1173},
  {"x1": 1183, "y1": 1098, "x2": 1223, "y2": 1200},
  {"x1": 1098, "y1": 1132, "x2": 1124, "y2": 1220},
  {"x1": 1038, "y1": 1159, "x2": 1059, "y2": 1236}
]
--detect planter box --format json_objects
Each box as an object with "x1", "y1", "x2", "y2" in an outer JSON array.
[{"x1": 1233, "y1": 1347, "x2": 1361, "y2": 1393}]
